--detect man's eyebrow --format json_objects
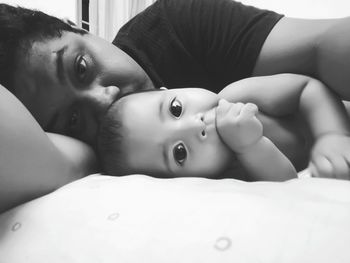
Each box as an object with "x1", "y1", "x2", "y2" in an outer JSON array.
[{"x1": 55, "y1": 45, "x2": 68, "y2": 85}]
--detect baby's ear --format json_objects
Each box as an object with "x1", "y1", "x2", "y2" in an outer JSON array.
[{"x1": 159, "y1": 87, "x2": 168, "y2": 90}]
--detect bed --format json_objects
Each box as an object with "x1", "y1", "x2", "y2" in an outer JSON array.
[{"x1": 0, "y1": 174, "x2": 349, "y2": 262}]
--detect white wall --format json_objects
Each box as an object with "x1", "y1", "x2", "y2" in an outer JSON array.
[
  {"x1": 1, "y1": 0, "x2": 350, "y2": 32},
  {"x1": 240, "y1": 0, "x2": 350, "y2": 18},
  {"x1": 0, "y1": 0, "x2": 77, "y2": 23}
]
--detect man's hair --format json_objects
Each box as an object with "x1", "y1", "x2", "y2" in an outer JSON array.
[
  {"x1": 0, "y1": 4, "x2": 86, "y2": 92},
  {"x1": 97, "y1": 99, "x2": 130, "y2": 176}
]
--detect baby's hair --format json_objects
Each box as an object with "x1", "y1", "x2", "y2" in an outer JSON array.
[
  {"x1": 97, "y1": 89, "x2": 163, "y2": 176},
  {"x1": 97, "y1": 99, "x2": 130, "y2": 176}
]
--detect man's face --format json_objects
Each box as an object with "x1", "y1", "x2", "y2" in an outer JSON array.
[
  {"x1": 13, "y1": 31, "x2": 154, "y2": 145},
  {"x1": 113, "y1": 88, "x2": 233, "y2": 178}
]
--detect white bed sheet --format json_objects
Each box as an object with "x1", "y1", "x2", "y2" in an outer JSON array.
[{"x1": 0, "y1": 174, "x2": 349, "y2": 263}]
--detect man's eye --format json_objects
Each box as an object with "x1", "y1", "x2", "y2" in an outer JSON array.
[
  {"x1": 173, "y1": 143, "x2": 187, "y2": 166},
  {"x1": 75, "y1": 55, "x2": 88, "y2": 81},
  {"x1": 169, "y1": 97, "x2": 182, "y2": 118},
  {"x1": 67, "y1": 109, "x2": 80, "y2": 135}
]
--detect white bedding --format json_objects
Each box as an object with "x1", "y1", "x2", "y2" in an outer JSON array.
[{"x1": 0, "y1": 174, "x2": 349, "y2": 263}]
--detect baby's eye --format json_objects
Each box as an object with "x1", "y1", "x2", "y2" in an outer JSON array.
[
  {"x1": 173, "y1": 143, "x2": 187, "y2": 166},
  {"x1": 169, "y1": 97, "x2": 182, "y2": 118},
  {"x1": 75, "y1": 55, "x2": 88, "y2": 81}
]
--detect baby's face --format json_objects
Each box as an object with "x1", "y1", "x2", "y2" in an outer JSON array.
[{"x1": 114, "y1": 88, "x2": 233, "y2": 178}]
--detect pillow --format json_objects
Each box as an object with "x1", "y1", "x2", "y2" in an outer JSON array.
[{"x1": 0, "y1": 174, "x2": 349, "y2": 262}]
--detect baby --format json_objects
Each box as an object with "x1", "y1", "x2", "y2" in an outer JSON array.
[{"x1": 97, "y1": 74, "x2": 350, "y2": 181}]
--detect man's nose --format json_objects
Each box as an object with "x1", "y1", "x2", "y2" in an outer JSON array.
[
  {"x1": 83, "y1": 85, "x2": 120, "y2": 114},
  {"x1": 75, "y1": 85, "x2": 120, "y2": 145}
]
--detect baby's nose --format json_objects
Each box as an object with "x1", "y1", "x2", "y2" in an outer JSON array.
[{"x1": 192, "y1": 113, "x2": 207, "y2": 139}]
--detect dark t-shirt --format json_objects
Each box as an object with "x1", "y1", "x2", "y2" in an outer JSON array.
[{"x1": 113, "y1": 0, "x2": 283, "y2": 93}]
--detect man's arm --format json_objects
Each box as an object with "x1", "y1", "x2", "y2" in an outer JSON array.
[
  {"x1": 46, "y1": 133, "x2": 98, "y2": 176},
  {"x1": 253, "y1": 16, "x2": 350, "y2": 100},
  {"x1": 0, "y1": 85, "x2": 89, "y2": 213},
  {"x1": 216, "y1": 100, "x2": 297, "y2": 181},
  {"x1": 219, "y1": 74, "x2": 350, "y2": 179}
]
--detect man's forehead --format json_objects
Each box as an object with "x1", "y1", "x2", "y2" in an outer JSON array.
[
  {"x1": 30, "y1": 31, "x2": 83, "y2": 50},
  {"x1": 29, "y1": 37, "x2": 61, "y2": 55},
  {"x1": 13, "y1": 39, "x2": 68, "y2": 128}
]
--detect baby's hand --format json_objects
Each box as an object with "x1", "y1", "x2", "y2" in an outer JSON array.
[
  {"x1": 215, "y1": 99, "x2": 262, "y2": 153},
  {"x1": 309, "y1": 133, "x2": 350, "y2": 180}
]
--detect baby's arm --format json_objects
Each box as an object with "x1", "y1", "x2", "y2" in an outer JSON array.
[
  {"x1": 219, "y1": 74, "x2": 350, "y2": 180},
  {"x1": 216, "y1": 99, "x2": 297, "y2": 181}
]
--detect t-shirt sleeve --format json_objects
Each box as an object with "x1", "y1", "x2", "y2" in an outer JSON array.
[{"x1": 162, "y1": 0, "x2": 283, "y2": 85}]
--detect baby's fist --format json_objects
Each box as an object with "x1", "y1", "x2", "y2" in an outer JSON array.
[{"x1": 216, "y1": 100, "x2": 262, "y2": 153}]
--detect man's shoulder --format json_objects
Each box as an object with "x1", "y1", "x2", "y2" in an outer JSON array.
[{"x1": 115, "y1": 0, "x2": 244, "y2": 32}]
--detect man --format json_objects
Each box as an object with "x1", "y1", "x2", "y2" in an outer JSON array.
[{"x1": 1, "y1": 0, "x2": 350, "y2": 155}]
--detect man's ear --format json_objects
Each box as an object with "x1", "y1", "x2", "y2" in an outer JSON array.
[
  {"x1": 61, "y1": 18, "x2": 88, "y2": 32},
  {"x1": 159, "y1": 87, "x2": 168, "y2": 90},
  {"x1": 62, "y1": 18, "x2": 76, "y2": 26}
]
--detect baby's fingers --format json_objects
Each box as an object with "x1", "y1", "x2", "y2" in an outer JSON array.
[
  {"x1": 328, "y1": 155, "x2": 350, "y2": 180},
  {"x1": 216, "y1": 99, "x2": 243, "y2": 118},
  {"x1": 310, "y1": 154, "x2": 350, "y2": 180},
  {"x1": 309, "y1": 156, "x2": 333, "y2": 178},
  {"x1": 216, "y1": 99, "x2": 231, "y2": 117},
  {"x1": 239, "y1": 103, "x2": 258, "y2": 119}
]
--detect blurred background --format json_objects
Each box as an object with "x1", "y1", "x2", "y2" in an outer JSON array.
[{"x1": 1, "y1": 0, "x2": 350, "y2": 41}]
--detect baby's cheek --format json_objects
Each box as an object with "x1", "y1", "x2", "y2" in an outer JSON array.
[{"x1": 206, "y1": 142, "x2": 233, "y2": 177}]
